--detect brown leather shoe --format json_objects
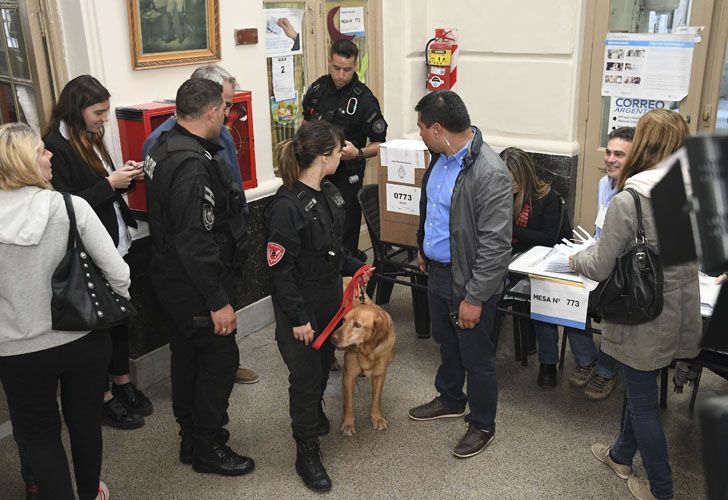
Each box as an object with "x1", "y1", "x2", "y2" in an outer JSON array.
[
  {"x1": 234, "y1": 367, "x2": 260, "y2": 384},
  {"x1": 452, "y1": 423, "x2": 495, "y2": 458}
]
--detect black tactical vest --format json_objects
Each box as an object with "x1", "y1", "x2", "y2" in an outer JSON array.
[
  {"x1": 145, "y1": 130, "x2": 248, "y2": 264},
  {"x1": 277, "y1": 180, "x2": 346, "y2": 284}
]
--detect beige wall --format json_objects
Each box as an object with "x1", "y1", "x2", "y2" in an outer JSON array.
[
  {"x1": 53, "y1": 0, "x2": 588, "y2": 201},
  {"x1": 382, "y1": 0, "x2": 587, "y2": 156},
  {"x1": 55, "y1": 0, "x2": 280, "y2": 202}
]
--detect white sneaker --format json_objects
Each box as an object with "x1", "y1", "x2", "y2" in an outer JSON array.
[
  {"x1": 591, "y1": 443, "x2": 633, "y2": 479},
  {"x1": 96, "y1": 481, "x2": 110, "y2": 500}
]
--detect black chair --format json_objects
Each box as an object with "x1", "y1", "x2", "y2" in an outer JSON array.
[{"x1": 357, "y1": 184, "x2": 430, "y2": 338}]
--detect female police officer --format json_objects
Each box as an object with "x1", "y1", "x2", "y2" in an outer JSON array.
[{"x1": 265, "y1": 120, "x2": 371, "y2": 492}]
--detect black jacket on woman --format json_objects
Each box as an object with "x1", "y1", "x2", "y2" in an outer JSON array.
[
  {"x1": 512, "y1": 188, "x2": 569, "y2": 253},
  {"x1": 46, "y1": 127, "x2": 137, "y2": 246}
]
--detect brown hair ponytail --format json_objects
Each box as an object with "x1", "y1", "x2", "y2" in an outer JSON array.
[{"x1": 276, "y1": 121, "x2": 344, "y2": 188}]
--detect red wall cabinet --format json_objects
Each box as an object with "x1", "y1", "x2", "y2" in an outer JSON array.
[{"x1": 116, "y1": 91, "x2": 257, "y2": 216}]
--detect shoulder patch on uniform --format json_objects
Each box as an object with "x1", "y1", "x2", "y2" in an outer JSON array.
[
  {"x1": 202, "y1": 203, "x2": 214, "y2": 231},
  {"x1": 267, "y1": 242, "x2": 285, "y2": 267},
  {"x1": 199, "y1": 185, "x2": 215, "y2": 206},
  {"x1": 332, "y1": 193, "x2": 345, "y2": 207},
  {"x1": 371, "y1": 117, "x2": 387, "y2": 134}
]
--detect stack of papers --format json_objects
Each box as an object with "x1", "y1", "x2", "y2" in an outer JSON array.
[{"x1": 699, "y1": 273, "x2": 721, "y2": 317}]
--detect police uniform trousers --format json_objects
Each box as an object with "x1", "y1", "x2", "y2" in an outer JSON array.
[
  {"x1": 274, "y1": 276, "x2": 343, "y2": 441},
  {"x1": 328, "y1": 172, "x2": 364, "y2": 254},
  {"x1": 160, "y1": 299, "x2": 239, "y2": 439}
]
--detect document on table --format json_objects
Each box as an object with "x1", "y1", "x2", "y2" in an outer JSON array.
[
  {"x1": 699, "y1": 274, "x2": 722, "y2": 317},
  {"x1": 509, "y1": 246, "x2": 599, "y2": 291}
]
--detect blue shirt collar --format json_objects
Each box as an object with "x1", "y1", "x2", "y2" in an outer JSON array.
[{"x1": 442, "y1": 136, "x2": 472, "y2": 166}]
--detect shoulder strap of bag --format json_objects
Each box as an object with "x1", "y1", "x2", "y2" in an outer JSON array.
[
  {"x1": 61, "y1": 193, "x2": 82, "y2": 251},
  {"x1": 625, "y1": 188, "x2": 647, "y2": 243}
]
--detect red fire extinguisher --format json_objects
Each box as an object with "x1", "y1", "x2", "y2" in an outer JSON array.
[{"x1": 425, "y1": 28, "x2": 458, "y2": 91}]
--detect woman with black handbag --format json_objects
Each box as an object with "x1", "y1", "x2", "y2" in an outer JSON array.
[
  {"x1": 0, "y1": 123, "x2": 128, "y2": 499},
  {"x1": 44, "y1": 75, "x2": 152, "y2": 430},
  {"x1": 570, "y1": 109, "x2": 700, "y2": 500}
]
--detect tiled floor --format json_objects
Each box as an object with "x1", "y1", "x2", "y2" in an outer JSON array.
[{"x1": 0, "y1": 284, "x2": 722, "y2": 499}]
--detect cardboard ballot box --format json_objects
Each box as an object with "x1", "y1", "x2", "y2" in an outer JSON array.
[{"x1": 377, "y1": 140, "x2": 431, "y2": 247}]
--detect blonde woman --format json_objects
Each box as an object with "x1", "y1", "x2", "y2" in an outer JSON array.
[
  {"x1": 0, "y1": 123, "x2": 128, "y2": 500},
  {"x1": 571, "y1": 109, "x2": 700, "y2": 500}
]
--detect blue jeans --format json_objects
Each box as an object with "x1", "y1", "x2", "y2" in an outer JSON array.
[
  {"x1": 428, "y1": 265, "x2": 498, "y2": 432},
  {"x1": 533, "y1": 321, "x2": 618, "y2": 378},
  {"x1": 611, "y1": 362, "x2": 673, "y2": 500}
]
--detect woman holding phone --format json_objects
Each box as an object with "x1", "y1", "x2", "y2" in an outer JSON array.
[{"x1": 44, "y1": 75, "x2": 152, "y2": 430}]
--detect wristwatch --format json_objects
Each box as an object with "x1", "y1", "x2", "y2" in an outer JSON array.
[{"x1": 356, "y1": 148, "x2": 364, "y2": 160}]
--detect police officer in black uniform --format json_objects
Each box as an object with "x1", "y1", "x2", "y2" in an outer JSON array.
[
  {"x1": 265, "y1": 120, "x2": 372, "y2": 492},
  {"x1": 144, "y1": 78, "x2": 254, "y2": 477},
  {"x1": 302, "y1": 39, "x2": 387, "y2": 261}
]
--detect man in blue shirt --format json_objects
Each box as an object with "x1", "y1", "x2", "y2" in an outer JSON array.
[
  {"x1": 142, "y1": 64, "x2": 258, "y2": 385},
  {"x1": 408, "y1": 91, "x2": 512, "y2": 459}
]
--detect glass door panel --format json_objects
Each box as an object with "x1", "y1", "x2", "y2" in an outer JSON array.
[
  {"x1": 599, "y1": 0, "x2": 691, "y2": 146},
  {"x1": 324, "y1": 1, "x2": 369, "y2": 84},
  {"x1": 715, "y1": 42, "x2": 728, "y2": 130},
  {"x1": 0, "y1": 81, "x2": 17, "y2": 122},
  {"x1": 264, "y1": 1, "x2": 307, "y2": 177}
]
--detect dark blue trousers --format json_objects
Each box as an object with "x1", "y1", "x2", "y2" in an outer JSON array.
[{"x1": 428, "y1": 265, "x2": 498, "y2": 432}]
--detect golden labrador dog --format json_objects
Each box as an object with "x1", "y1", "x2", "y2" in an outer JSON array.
[{"x1": 330, "y1": 280, "x2": 396, "y2": 436}]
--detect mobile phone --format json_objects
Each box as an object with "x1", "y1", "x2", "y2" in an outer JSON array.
[{"x1": 449, "y1": 312, "x2": 460, "y2": 329}]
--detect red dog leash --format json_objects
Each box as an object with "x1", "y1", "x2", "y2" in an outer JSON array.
[{"x1": 312, "y1": 265, "x2": 371, "y2": 350}]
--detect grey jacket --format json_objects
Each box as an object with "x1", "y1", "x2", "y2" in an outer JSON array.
[
  {"x1": 0, "y1": 187, "x2": 130, "y2": 356},
  {"x1": 573, "y1": 169, "x2": 701, "y2": 371},
  {"x1": 417, "y1": 127, "x2": 513, "y2": 305}
]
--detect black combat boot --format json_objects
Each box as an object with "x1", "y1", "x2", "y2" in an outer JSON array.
[
  {"x1": 295, "y1": 437, "x2": 332, "y2": 492},
  {"x1": 192, "y1": 429, "x2": 254, "y2": 476},
  {"x1": 181, "y1": 427, "x2": 231, "y2": 465}
]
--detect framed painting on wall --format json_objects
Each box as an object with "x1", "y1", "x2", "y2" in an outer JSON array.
[{"x1": 128, "y1": 0, "x2": 221, "y2": 70}]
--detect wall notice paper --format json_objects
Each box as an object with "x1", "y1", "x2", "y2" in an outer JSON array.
[
  {"x1": 601, "y1": 33, "x2": 695, "y2": 101},
  {"x1": 265, "y1": 8, "x2": 303, "y2": 57},
  {"x1": 530, "y1": 275, "x2": 590, "y2": 330},
  {"x1": 340, "y1": 7, "x2": 365, "y2": 36},
  {"x1": 272, "y1": 56, "x2": 295, "y2": 102},
  {"x1": 386, "y1": 183, "x2": 420, "y2": 216},
  {"x1": 607, "y1": 97, "x2": 678, "y2": 131}
]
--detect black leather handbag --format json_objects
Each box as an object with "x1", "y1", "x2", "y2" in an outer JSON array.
[
  {"x1": 51, "y1": 193, "x2": 136, "y2": 331},
  {"x1": 589, "y1": 189, "x2": 664, "y2": 325}
]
